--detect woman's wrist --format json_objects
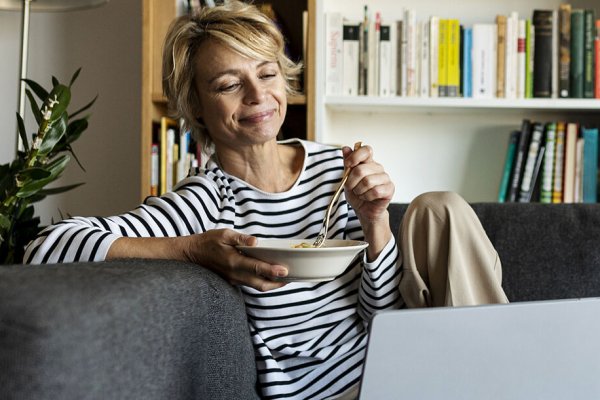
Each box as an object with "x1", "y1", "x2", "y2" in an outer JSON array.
[{"x1": 361, "y1": 212, "x2": 393, "y2": 262}]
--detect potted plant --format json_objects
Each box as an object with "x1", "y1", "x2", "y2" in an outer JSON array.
[{"x1": 0, "y1": 69, "x2": 96, "y2": 265}]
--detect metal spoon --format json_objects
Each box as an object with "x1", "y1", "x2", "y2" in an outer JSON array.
[{"x1": 312, "y1": 142, "x2": 362, "y2": 248}]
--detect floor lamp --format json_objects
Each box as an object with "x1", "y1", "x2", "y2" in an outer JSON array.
[{"x1": 0, "y1": 0, "x2": 109, "y2": 156}]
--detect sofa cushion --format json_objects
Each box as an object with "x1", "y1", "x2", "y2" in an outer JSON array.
[{"x1": 0, "y1": 259, "x2": 260, "y2": 400}]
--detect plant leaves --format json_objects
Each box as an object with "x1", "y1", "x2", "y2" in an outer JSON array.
[
  {"x1": 70, "y1": 94, "x2": 98, "y2": 120},
  {"x1": 69, "y1": 67, "x2": 82, "y2": 88},
  {"x1": 37, "y1": 113, "x2": 68, "y2": 156},
  {"x1": 0, "y1": 213, "x2": 10, "y2": 230},
  {"x1": 16, "y1": 112, "x2": 29, "y2": 153},
  {"x1": 23, "y1": 78, "x2": 49, "y2": 101},
  {"x1": 25, "y1": 89, "x2": 42, "y2": 125},
  {"x1": 65, "y1": 118, "x2": 89, "y2": 145},
  {"x1": 45, "y1": 84, "x2": 71, "y2": 123},
  {"x1": 67, "y1": 145, "x2": 86, "y2": 172},
  {"x1": 17, "y1": 167, "x2": 52, "y2": 181},
  {"x1": 38, "y1": 182, "x2": 84, "y2": 196},
  {"x1": 16, "y1": 154, "x2": 71, "y2": 199}
]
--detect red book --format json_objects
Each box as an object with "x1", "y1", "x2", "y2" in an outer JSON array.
[{"x1": 596, "y1": 19, "x2": 600, "y2": 98}]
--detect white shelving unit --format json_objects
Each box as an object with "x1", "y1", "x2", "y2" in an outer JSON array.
[{"x1": 314, "y1": 0, "x2": 600, "y2": 202}]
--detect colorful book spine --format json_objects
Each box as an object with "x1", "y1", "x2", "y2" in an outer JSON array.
[
  {"x1": 596, "y1": 19, "x2": 600, "y2": 99},
  {"x1": 540, "y1": 123, "x2": 556, "y2": 203},
  {"x1": 508, "y1": 119, "x2": 532, "y2": 202},
  {"x1": 150, "y1": 144, "x2": 159, "y2": 196},
  {"x1": 462, "y1": 27, "x2": 473, "y2": 98},
  {"x1": 570, "y1": 9, "x2": 585, "y2": 98},
  {"x1": 562, "y1": 122, "x2": 579, "y2": 203},
  {"x1": 552, "y1": 122, "x2": 566, "y2": 203},
  {"x1": 583, "y1": 9, "x2": 596, "y2": 98},
  {"x1": 519, "y1": 123, "x2": 545, "y2": 202},
  {"x1": 517, "y1": 19, "x2": 527, "y2": 98},
  {"x1": 438, "y1": 19, "x2": 449, "y2": 97},
  {"x1": 525, "y1": 19, "x2": 535, "y2": 98},
  {"x1": 559, "y1": 3, "x2": 572, "y2": 98},
  {"x1": 447, "y1": 19, "x2": 460, "y2": 97},
  {"x1": 498, "y1": 131, "x2": 520, "y2": 202},
  {"x1": 496, "y1": 15, "x2": 507, "y2": 98},
  {"x1": 582, "y1": 126, "x2": 599, "y2": 203}
]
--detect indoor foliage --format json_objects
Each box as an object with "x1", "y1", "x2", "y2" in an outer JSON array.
[{"x1": 0, "y1": 69, "x2": 96, "y2": 264}]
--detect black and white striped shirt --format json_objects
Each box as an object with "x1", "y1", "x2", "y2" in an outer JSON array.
[{"x1": 24, "y1": 139, "x2": 402, "y2": 399}]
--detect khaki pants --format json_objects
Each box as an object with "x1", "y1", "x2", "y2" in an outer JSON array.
[{"x1": 399, "y1": 192, "x2": 509, "y2": 308}]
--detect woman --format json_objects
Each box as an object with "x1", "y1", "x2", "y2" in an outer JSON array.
[{"x1": 24, "y1": 2, "x2": 507, "y2": 399}]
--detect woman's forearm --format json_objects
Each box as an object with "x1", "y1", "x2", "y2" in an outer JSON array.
[
  {"x1": 361, "y1": 210, "x2": 393, "y2": 262},
  {"x1": 107, "y1": 236, "x2": 189, "y2": 261}
]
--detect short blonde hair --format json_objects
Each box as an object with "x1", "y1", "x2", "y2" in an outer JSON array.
[{"x1": 162, "y1": 1, "x2": 303, "y2": 152}]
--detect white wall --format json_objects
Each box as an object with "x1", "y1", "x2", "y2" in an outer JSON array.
[{"x1": 0, "y1": 1, "x2": 141, "y2": 225}]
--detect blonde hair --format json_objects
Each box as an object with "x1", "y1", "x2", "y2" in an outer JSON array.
[{"x1": 162, "y1": 1, "x2": 303, "y2": 152}]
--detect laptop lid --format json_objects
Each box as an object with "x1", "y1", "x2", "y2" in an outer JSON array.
[{"x1": 359, "y1": 298, "x2": 600, "y2": 400}]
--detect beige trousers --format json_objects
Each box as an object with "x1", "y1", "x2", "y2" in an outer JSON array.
[{"x1": 398, "y1": 192, "x2": 509, "y2": 308}]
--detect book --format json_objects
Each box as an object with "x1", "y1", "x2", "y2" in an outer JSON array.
[
  {"x1": 517, "y1": 19, "x2": 527, "y2": 98},
  {"x1": 574, "y1": 136, "x2": 584, "y2": 202},
  {"x1": 518, "y1": 122, "x2": 545, "y2": 202},
  {"x1": 358, "y1": 6, "x2": 369, "y2": 95},
  {"x1": 552, "y1": 122, "x2": 566, "y2": 203},
  {"x1": 508, "y1": 119, "x2": 532, "y2": 202},
  {"x1": 562, "y1": 122, "x2": 579, "y2": 203},
  {"x1": 342, "y1": 23, "x2": 360, "y2": 96},
  {"x1": 429, "y1": 16, "x2": 440, "y2": 97},
  {"x1": 525, "y1": 19, "x2": 535, "y2": 98},
  {"x1": 596, "y1": 19, "x2": 600, "y2": 98},
  {"x1": 472, "y1": 23, "x2": 497, "y2": 99},
  {"x1": 367, "y1": 13, "x2": 380, "y2": 96},
  {"x1": 540, "y1": 122, "x2": 556, "y2": 203},
  {"x1": 325, "y1": 12, "x2": 344, "y2": 96},
  {"x1": 438, "y1": 19, "x2": 449, "y2": 97},
  {"x1": 419, "y1": 21, "x2": 430, "y2": 97},
  {"x1": 551, "y1": 9, "x2": 559, "y2": 98},
  {"x1": 583, "y1": 10, "x2": 596, "y2": 98},
  {"x1": 582, "y1": 126, "x2": 599, "y2": 203},
  {"x1": 395, "y1": 20, "x2": 404, "y2": 96},
  {"x1": 150, "y1": 144, "x2": 159, "y2": 196},
  {"x1": 505, "y1": 12, "x2": 519, "y2": 99},
  {"x1": 498, "y1": 130, "x2": 520, "y2": 202},
  {"x1": 558, "y1": 3, "x2": 571, "y2": 98},
  {"x1": 462, "y1": 27, "x2": 473, "y2": 98},
  {"x1": 570, "y1": 9, "x2": 585, "y2": 98},
  {"x1": 379, "y1": 24, "x2": 393, "y2": 96},
  {"x1": 159, "y1": 117, "x2": 178, "y2": 195},
  {"x1": 532, "y1": 10, "x2": 554, "y2": 97},
  {"x1": 447, "y1": 19, "x2": 460, "y2": 97},
  {"x1": 496, "y1": 15, "x2": 507, "y2": 98},
  {"x1": 404, "y1": 9, "x2": 417, "y2": 97}
]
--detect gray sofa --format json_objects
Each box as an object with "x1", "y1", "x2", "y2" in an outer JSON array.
[{"x1": 2, "y1": 203, "x2": 600, "y2": 399}]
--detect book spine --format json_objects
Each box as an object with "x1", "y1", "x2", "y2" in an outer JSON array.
[
  {"x1": 379, "y1": 24, "x2": 392, "y2": 96},
  {"x1": 582, "y1": 126, "x2": 599, "y2": 203},
  {"x1": 150, "y1": 143, "x2": 159, "y2": 197},
  {"x1": 325, "y1": 12, "x2": 344, "y2": 96},
  {"x1": 533, "y1": 10, "x2": 554, "y2": 98},
  {"x1": 552, "y1": 122, "x2": 566, "y2": 203},
  {"x1": 551, "y1": 9, "x2": 559, "y2": 98},
  {"x1": 574, "y1": 137, "x2": 584, "y2": 202},
  {"x1": 498, "y1": 130, "x2": 520, "y2": 202},
  {"x1": 496, "y1": 15, "x2": 507, "y2": 98},
  {"x1": 395, "y1": 20, "x2": 404, "y2": 96},
  {"x1": 562, "y1": 122, "x2": 579, "y2": 203},
  {"x1": 559, "y1": 3, "x2": 572, "y2": 98},
  {"x1": 570, "y1": 9, "x2": 584, "y2": 98},
  {"x1": 472, "y1": 23, "x2": 497, "y2": 99},
  {"x1": 462, "y1": 27, "x2": 473, "y2": 98},
  {"x1": 508, "y1": 119, "x2": 532, "y2": 202},
  {"x1": 405, "y1": 9, "x2": 417, "y2": 97},
  {"x1": 517, "y1": 19, "x2": 527, "y2": 98},
  {"x1": 540, "y1": 123, "x2": 556, "y2": 203},
  {"x1": 342, "y1": 24, "x2": 360, "y2": 96},
  {"x1": 519, "y1": 122, "x2": 544, "y2": 202},
  {"x1": 596, "y1": 20, "x2": 600, "y2": 99},
  {"x1": 420, "y1": 21, "x2": 430, "y2": 97},
  {"x1": 583, "y1": 10, "x2": 596, "y2": 98},
  {"x1": 447, "y1": 19, "x2": 460, "y2": 97},
  {"x1": 505, "y1": 12, "x2": 518, "y2": 99},
  {"x1": 359, "y1": 6, "x2": 369, "y2": 95},
  {"x1": 429, "y1": 17, "x2": 440, "y2": 97},
  {"x1": 525, "y1": 19, "x2": 535, "y2": 98},
  {"x1": 438, "y1": 19, "x2": 449, "y2": 97}
]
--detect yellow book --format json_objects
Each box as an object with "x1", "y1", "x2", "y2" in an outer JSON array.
[
  {"x1": 447, "y1": 19, "x2": 460, "y2": 97},
  {"x1": 438, "y1": 19, "x2": 448, "y2": 97}
]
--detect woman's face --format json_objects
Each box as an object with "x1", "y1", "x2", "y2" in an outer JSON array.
[{"x1": 194, "y1": 39, "x2": 287, "y2": 150}]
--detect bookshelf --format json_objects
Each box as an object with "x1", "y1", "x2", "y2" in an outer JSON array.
[
  {"x1": 140, "y1": 0, "x2": 315, "y2": 200},
  {"x1": 314, "y1": 0, "x2": 600, "y2": 202}
]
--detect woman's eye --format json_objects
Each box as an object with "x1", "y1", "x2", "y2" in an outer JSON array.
[
  {"x1": 260, "y1": 73, "x2": 277, "y2": 80},
  {"x1": 218, "y1": 82, "x2": 240, "y2": 92}
]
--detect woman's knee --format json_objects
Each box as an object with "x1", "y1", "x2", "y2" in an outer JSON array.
[{"x1": 408, "y1": 191, "x2": 468, "y2": 218}]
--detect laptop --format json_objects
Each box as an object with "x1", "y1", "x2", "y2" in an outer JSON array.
[{"x1": 358, "y1": 298, "x2": 600, "y2": 400}]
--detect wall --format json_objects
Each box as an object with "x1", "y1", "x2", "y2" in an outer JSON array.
[{"x1": 0, "y1": 0, "x2": 141, "y2": 226}]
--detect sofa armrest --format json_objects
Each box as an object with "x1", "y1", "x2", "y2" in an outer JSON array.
[{"x1": 0, "y1": 259, "x2": 259, "y2": 400}]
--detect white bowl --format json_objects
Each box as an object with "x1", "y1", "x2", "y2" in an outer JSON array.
[{"x1": 237, "y1": 239, "x2": 369, "y2": 282}]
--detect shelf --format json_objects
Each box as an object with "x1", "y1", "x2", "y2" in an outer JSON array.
[{"x1": 325, "y1": 96, "x2": 600, "y2": 113}]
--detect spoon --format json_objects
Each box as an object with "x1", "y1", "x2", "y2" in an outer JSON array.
[{"x1": 312, "y1": 141, "x2": 362, "y2": 248}]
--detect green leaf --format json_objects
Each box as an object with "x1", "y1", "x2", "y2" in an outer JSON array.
[
  {"x1": 45, "y1": 84, "x2": 71, "y2": 123},
  {"x1": 38, "y1": 182, "x2": 84, "y2": 196},
  {"x1": 17, "y1": 167, "x2": 52, "y2": 181},
  {"x1": 37, "y1": 113, "x2": 68, "y2": 156},
  {"x1": 67, "y1": 145, "x2": 86, "y2": 172},
  {"x1": 23, "y1": 78, "x2": 49, "y2": 101},
  {"x1": 69, "y1": 67, "x2": 82, "y2": 88},
  {"x1": 0, "y1": 213, "x2": 10, "y2": 230},
  {"x1": 16, "y1": 154, "x2": 70, "y2": 199},
  {"x1": 16, "y1": 112, "x2": 29, "y2": 153},
  {"x1": 65, "y1": 118, "x2": 89, "y2": 145},
  {"x1": 70, "y1": 94, "x2": 98, "y2": 120},
  {"x1": 26, "y1": 89, "x2": 42, "y2": 125},
  {"x1": 52, "y1": 76, "x2": 59, "y2": 87}
]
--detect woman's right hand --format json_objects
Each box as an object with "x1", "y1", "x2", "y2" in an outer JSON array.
[
  {"x1": 181, "y1": 229, "x2": 288, "y2": 292},
  {"x1": 107, "y1": 229, "x2": 288, "y2": 292}
]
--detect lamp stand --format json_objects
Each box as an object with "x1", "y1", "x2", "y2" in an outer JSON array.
[{"x1": 16, "y1": 0, "x2": 31, "y2": 155}]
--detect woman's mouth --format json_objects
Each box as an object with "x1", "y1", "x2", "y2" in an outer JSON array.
[{"x1": 238, "y1": 109, "x2": 275, "y2": 124}]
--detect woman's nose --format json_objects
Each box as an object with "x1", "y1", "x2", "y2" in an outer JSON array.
[{"x1": 243, "y1": 79, "x2": 266, "y2": 104}]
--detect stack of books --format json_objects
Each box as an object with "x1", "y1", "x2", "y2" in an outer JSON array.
[
  {"x1": 325, "y1": 4, "x2": 600, "y2": 99},
  {"x1": 498, "y1": 119, "x2": 599, "y2": 203}
]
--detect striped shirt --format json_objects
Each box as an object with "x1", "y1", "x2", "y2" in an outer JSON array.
[{"x1": 24, "y1": 139, "x2": 402, "y2": 399}]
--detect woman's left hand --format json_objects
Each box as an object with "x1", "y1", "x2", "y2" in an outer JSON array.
[{"x1": 342, "y1": 144, "x2": 395, "y2": 260}]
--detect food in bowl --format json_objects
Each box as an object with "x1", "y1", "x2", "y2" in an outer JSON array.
[{"x1": 237, "y1": 239, "x2": 369, "y2": 282}]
